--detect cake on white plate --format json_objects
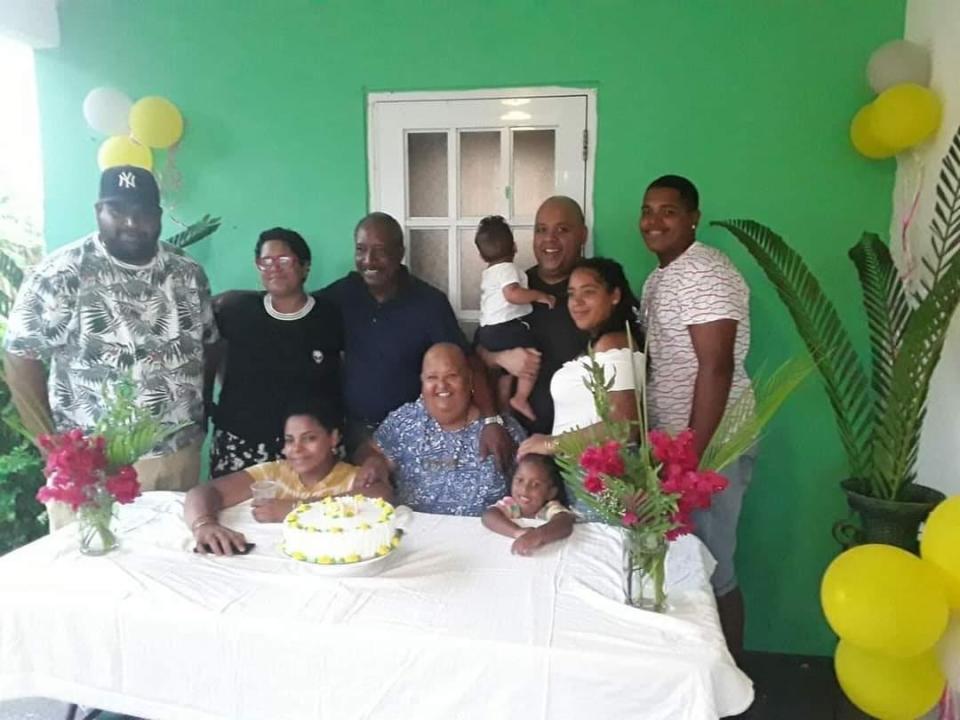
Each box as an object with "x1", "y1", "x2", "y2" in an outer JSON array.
[{"x1": 281, "y1": 495, "x2": 403, "y2": 564}]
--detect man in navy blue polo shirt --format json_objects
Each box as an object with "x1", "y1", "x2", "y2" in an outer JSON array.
[{"x1": 318, "y1": 212, "x2": 512, "y2": 468}]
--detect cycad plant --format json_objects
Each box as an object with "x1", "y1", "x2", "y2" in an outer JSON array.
[{"x1": 713, "y1": 126, "x2": 960, "y2": 502}]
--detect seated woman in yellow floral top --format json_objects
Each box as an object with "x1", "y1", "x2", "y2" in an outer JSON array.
[{"x1": 184, "y1": 399, "x2": 391, "y2": 554}]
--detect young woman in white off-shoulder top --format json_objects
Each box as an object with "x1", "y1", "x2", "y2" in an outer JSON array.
[{"x1": 516, "y1": 257, "x2": 644, "y2": 466}]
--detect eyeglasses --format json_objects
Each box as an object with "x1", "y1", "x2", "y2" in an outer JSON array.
[{"x1": 256, "y1": 255, "x2": 297, "y2": 270}]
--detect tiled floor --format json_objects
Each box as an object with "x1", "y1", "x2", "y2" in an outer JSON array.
[
  {"x1": 0, "y1": 701, "x2": 128, "y2": 720},
  {"x1": 1, "y1": 654, "x2": 872, "y2": 719}
]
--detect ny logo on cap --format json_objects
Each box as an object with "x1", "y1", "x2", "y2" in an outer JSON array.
[{"x1": 118, "y1": 171, "x2": 136, "y2": 189}]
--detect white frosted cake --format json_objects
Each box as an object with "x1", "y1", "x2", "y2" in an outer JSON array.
[{"x1": 281, "y1": 495, "x2": 402, "y2": 564}]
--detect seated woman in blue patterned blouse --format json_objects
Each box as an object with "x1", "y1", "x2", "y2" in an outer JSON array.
[{"x1": 355, "y1": 343, "x2": 525, "y2": 516}]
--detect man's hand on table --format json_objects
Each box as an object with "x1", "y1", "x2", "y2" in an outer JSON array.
[
  {"x1": 193, "y1": 522, "x2": 248, "y2": 555},
  {"x1": 479, "y1": 424, "x2": 515, "y2": 471}
]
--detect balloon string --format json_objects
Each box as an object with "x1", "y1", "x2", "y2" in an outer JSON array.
[
  {"x1": 899, "y1": 150, "x2": 924, "y2": 292},
  {"x1": 157, "y1": 139, "x2": 187, "y2": 230},
  {"x1": 940, "y1": 685, "x2": 955, "y2": 720}
]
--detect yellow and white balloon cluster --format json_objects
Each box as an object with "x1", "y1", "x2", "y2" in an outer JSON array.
[
  {"x1": 821, "y1": 496, "x2": 960, "y2": 719},
  {"x1": 82, "y1": 87, "x2": 184, "y2": 170},
  {"x1": 850, "y1": 40, "x2": 941, "y2": 160}
]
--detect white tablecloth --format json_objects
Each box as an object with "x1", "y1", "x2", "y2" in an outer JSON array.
[{"x1": 0, "y1": 492, "x2": 753, "y2": 720}]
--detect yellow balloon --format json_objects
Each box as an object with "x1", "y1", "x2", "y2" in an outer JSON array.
[
  {"x1": 850, "y1": 104, "x2": 896, "y2": 159},
  {"x1": 97, "y1": 136, "x2": 153, "y2": 171},
  {"x1": 869, "y1": 83, "x2": 942, "y2": 151},
  {"x1": 821, "y1": 544, "x2": 948, "y2": 657},
  {"x1": 129, "y1": 96, "x2": 183, "y2": 149},
  {"x1": 835, "y1": 641, "x2": 944, "y2": 720},
  {"x1": 921, "y1": 496, "x2": 960, "y2": 608}
]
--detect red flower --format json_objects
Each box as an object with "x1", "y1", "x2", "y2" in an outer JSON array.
[
  {"x1": 105, "y1": 466, "x2": 141, "y2": 504},
  {"x1": 34, "y1": 430, "x2": 138, "y2": 510},
  {"x1": 37, "y1": 482, "x2": 90, "y2": 512},
  {"x1": 41, "y1": 431, "x2": 108, "y2": 489},
  {"x1": 621, "y1": 511, "x2": 639, "y2": 527},
  {"x1": 579, "y1": 441, "x2": 625, "y2": 477},
  {"x1": 649, "y1": 428, "x2": 699, "y2": 471},
  {"x1": 583, "y1": 472, "x2": 605, "y2": 494}
]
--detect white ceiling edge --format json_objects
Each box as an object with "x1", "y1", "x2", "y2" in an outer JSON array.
[{"x1": 0, "y1": 0, "x2": 60, "y2": 48}]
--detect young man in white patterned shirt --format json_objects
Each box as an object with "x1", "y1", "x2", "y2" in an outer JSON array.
[
  {"x1": 639, "y1": 174, "x2": 753, "y2": 659},
  {"x1": 4, "y1": 166, "x2": 219, "y2": 529}
]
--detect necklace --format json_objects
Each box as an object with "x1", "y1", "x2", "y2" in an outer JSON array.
[
  {"x1": 264, "y1": 294, "x2": 314, "y2": 321},
  {"x1": 421, "y1": 415, "x2": 473, "y2": 472}
]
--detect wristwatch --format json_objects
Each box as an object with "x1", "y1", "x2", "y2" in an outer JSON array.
[{"x1": 481, "y1": 415, "x2": 505, "y2": 427}]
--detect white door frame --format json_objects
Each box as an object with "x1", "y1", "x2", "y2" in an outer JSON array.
[{"x1": 366, "y1": 86, "x2": 597, "y2": 240}]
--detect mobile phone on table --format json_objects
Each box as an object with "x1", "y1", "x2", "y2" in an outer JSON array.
[{"x1": 193, "y1": 541, "x2": 256, "y2": 555}]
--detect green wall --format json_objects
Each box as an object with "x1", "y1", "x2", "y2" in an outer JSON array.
[{"x1": 34, "y1": 0, "x2": 905, "y2": 655}]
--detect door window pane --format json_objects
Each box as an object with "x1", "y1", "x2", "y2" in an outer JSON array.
[
  {"x1": 512, "y1": 227, "x2": 537, "y2": 276},
  {"x1": 512, "y1": 129, "x2": 555, "y2": 217},
  {"x1": 408, "y1": 133, "x2": 447, "y2": 217},
  {"x1": 460, "y1": 226, "x2": 538, "y2": 314},
  {"x1": 408, "y1": 228, "x2": 449, "y2": 294},
  {"x1": 458, "y1": 227, "x2": 485, "y2": 312},
  {"x1": 459, "y1": 131, "x2": 501, "y2": 218}
]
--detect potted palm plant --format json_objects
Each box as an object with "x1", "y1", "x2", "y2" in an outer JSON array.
[{"x1": 712, "y1": 127, "x2": 960, "y2": 553}]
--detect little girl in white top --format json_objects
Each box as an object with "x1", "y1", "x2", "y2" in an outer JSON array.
[
  {"x1": 473, "y1": 216, "x2": 555, "y2": 422},
  {"x1": 481, "y1": 454, "x2": 574, "y2": 555}
]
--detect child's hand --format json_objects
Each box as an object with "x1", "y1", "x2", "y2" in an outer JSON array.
[
  {"x1": 511, "y1": 528, "x2": 545, "y2": 556},
  {"x1": 534, "y1": 293, "x2": 556, "y2": 309}
]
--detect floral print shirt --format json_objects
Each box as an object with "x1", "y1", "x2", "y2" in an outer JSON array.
[
  {"x1": 4, "y1": 233, "x2": 217, "y2": 453},
  {"x1": 374, "y1": 398, "x2": 526, "y2": 516}
]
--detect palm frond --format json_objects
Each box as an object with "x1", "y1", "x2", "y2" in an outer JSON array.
[
  {"x1": 848, "y1": 233, "x2": 912, "y2": 487},
  {"x1": 0, "y1": 247, "x2": 24, "y2": 319},
  {"x1": 0, "y1": 247, "x2": 24, "y2": 291},
  {"x1": 872, "y1": 251, "x2": 960, "y2": 499},
  {"x1": 712, "y1": 220, "x2": 872, "y2": 478},
  {"x1": 920, "y1": 125, "x2": 960, "y2": 293},
  {"x1": 164, "y1": 215, "x2": 221, "y2": 250},
  {"x1": 700, "y1": 356, "x2": 813, "y2": 473}
]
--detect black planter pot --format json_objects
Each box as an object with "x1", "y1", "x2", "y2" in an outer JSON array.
[{"x1": 833, "y1": 479, "x2": 946, "y2": 554}]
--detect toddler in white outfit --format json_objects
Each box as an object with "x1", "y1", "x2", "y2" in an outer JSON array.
[{"x1": 473, "y1": 216, "x2": 554, "y2": 421}]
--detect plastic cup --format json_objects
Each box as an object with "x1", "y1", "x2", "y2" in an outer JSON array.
[{"x1": 250, "y1": 480, "x2": 278, "y2": 502}]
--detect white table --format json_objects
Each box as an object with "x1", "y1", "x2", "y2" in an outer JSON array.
[{"x1": 0, "y1": 492, "x2": 753, "y2": 720}]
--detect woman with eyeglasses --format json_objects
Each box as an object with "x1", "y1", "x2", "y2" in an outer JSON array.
[{"x1": 206, "y1": 227, "x2": 344, "y2": 477}]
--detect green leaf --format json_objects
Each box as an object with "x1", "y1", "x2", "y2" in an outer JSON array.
[
  {"x1": 95, "y1": 375, "x2": 189, "y2": 467},
  {"x1": 920, "y1": 126, "x2": 960, "y2": 293},
  {"x1": 872, "y1": 247, "x2": 960, "y2": 498},
  {"x1": 712, "y1": 220, "x2": 872, "y2": 478},
  {"x1": 700, "y1": 356, "x2": 812, "y2": 473},
  {"x1": 847, "y1": 233, "x2": 912, "y2": 495},
  {"x1": 164, "y1": 215, "x2": 222, "y2": 250}
]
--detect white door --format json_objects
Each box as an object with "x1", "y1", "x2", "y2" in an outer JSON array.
[{"x1": 368, "y1": 89, "x2": 594, "y2": 322}]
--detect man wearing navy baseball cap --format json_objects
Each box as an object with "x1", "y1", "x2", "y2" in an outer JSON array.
[
  {"x1": 4, "y1": 166, "x2": 219, "y2": 529},
  {"x1": 96, "y1": 165, "x2": 163, "y2": 265}
]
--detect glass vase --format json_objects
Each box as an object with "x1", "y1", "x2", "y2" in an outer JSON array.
[
  {"x1": 622, "y1": 530, "x2": 667, "y2": 612},
  {"x1": 77, "y1": 502, "x2": 118, "y2": 556}
]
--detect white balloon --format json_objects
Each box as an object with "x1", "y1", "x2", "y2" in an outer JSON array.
[
  {"x1": 82, "y1": 87, "x2": 132, "y2": 136},
  {"x1": 867, "y1": 40, "x2": 932, "y2": 94}
]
